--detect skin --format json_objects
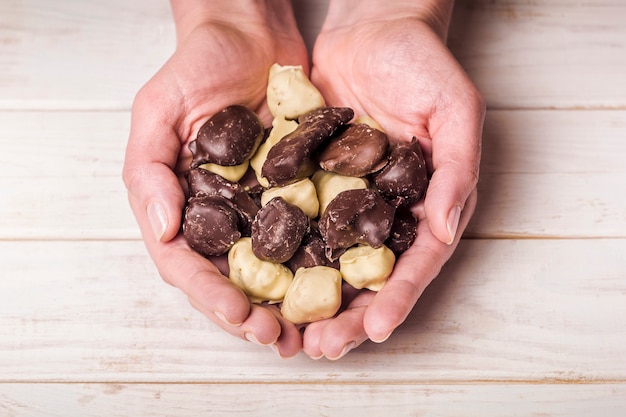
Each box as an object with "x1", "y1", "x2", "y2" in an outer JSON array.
[
  {"x1": 303, "y1": 0, "x2": 485, "y2": 359},
  {"x1": 122, "y1": 0, "x2": 308, "y2": 357},
  {"x1": 122, "y1": 0, "x2": 485, "y2": 360}
]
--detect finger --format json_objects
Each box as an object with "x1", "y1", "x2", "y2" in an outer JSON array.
[
  {"x1": 364, "y1": 189, "x2": 477, "y2": 342},
  {"x1": 190, "y1": 298, "x2": 281, "y2": 347},
  {"x1": 122, "y1": 85, "x2": 186, "y2": 244},
  {"x1": 301, "y1": 283, "x2": 360, "y2": 359},
  {"x1": 425, "y1": 76, "x2": 485, "y2": 245},
  {"x1": 301, "y1": 319, "x2": 325, "y2": 360},
  {"x1": 303, "y1": 289, "x2": 375, "y2": 360},
  {"x1": 266, "y1": 306, "x2": 303, "y2": 358},
  {"x1": 136, "y1": 224, "x2": 252, "y2": 327},
  {"x1": 124, "y1": 82, "x2": 256, "y2": 329}
]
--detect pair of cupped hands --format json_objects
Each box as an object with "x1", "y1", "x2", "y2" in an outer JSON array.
[{"x1": 123, "y1": 0, "x2": 485, "y2": 360}]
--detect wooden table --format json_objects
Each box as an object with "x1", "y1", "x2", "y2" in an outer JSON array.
[{"x1": 2, "y1": 0, "x2": 625, "y2": 415}]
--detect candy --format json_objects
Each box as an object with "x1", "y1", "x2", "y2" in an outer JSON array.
[
  {"x1": 261, "y1": 106, "x2": 354, "y2": 187},
  {"x1": 311, "y1": 169, "x2": 369, "y2": 216},
  {"x1": 186, "y1": 168, "x2": 259, "y2": 236},
  {"x1": 318, "y1": 188, "x2": 395, "y2": 261},
  {"x1": 180, "y1": 64, "x2": 431, "y2": 324},
  {"x1": 228, "y1": 237, "x2": 293, "y2": 304},
  {"x1": 284, "y1": 222, "x2": 338, "y2": 273},
  {"x1": 339, "y1": 244, "x2": 396, "y2": 291},
  {"x1": 280, "y1": 266, "x2": 342, "y2": 325},
  {"x1": 261, "y1": 178, "x2": 319, "y2": 219},
  {"x1": 372, "y1": 137, "x2": 429, "y2": 207},
  {"x1": 189, "y1": 105, "x2": 264, "y2": 168},
  {"x1": 318, "y1": 123, "x2": 389, "y2": 177},
  {"x1": 251, "y1": 197, "x2": 310, "y2": 264},
  {"x1": 182, "y1": 195, "x2": 241, "y2": 257}
]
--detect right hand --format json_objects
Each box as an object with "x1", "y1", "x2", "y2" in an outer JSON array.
[{"x1": 122, "y1": 0, "x2": 309, "y2": 358}]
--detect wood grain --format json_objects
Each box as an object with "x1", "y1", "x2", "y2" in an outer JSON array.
[
  {"x1": 1, "y1": 110, "x2": 624, "y2": 240},
  {"x1": 449, "y1": 1, "x2": 626, "y2": 109},
  {"x1": 2, "y1": 1, "x2": 625, "y2": 110},
  {"x1": 1, "y1": 0, "x2": 625, "y2": 414},
  {"x1": 1, "y1": 239, "x2": 624, "y2": 383},
  {"x1": 1, "y1": 383, "x2": 625, "y2": 417},
  {"x1": 0, "y1": 0, "x2": 174, "y2": 110}
]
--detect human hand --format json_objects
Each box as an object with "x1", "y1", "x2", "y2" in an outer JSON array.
[
  {"x1": 304, "y1": 0, "x2": 485, "y2": 359},
  {"x1": 122, "y1": 0, "x2": 309, "y2": 357}
]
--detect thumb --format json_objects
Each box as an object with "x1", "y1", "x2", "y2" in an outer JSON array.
[
  {"x1": 123, "y1": 91, "x2": 186, "y2": 243},
  {"x1": 125, "y1": 161, "x2": 185, "y2": 243},
  {"x1": 425, "y1": 92, "x2": 485, "y2": 245}
]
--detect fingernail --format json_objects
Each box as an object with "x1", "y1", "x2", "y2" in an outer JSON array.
[
  {"x1": 327, "y1": 341, "x2": 356, "y2": 361},
  {"x1": 147, "y1": 201, "x2": 167, "y2": 242},
  {"x1": 214, "y1": 311, "x2": 242, "y2": 327},
  {"x1": 245, "y1": 332, "x2": 270, "y2": 346},
  {"x1": 446, "y1": 205, "x2": 462, "y2": 245},
  {"x1": 270, "y1": 343, "x2": 285, "y2": 359},
  {"x1": 370, "y1": 331, "x2": 392, "y2": 344}
]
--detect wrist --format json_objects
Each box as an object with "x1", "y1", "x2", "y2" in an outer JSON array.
[
  {"x1": 324, "y1": 0, "x2": 455, "y2": 41},
  {"x1": 170, "y1": 0, "x2": 298, "y2": 44}
]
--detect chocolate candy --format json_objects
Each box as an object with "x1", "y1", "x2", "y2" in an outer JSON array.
[
  {"x1": 183, "y1": 195, "x2": 241, "y2": 257},
  {"x1": 186, "y1": 168, "x2": 259, "y2": 236},
  {"x1": 385, "y1": 205, "x2": 418, "y2": 255},
  {"x1": 285, "y1": 222, "x2": 338, "y2": 273},
  {"x1": 251, "y1": 197, "x2": 310, "y2": 263},
  {"x1": 181, "y1": 97, "x2": 427, "y2": 325},
  {"x1": 372, "y1": 137, "x2": 428, "y2": 207},
  {"x1": 261, "y1": 107, "x2": 354, "y2": 186},
  {"x1": 339, "y1": 245, "x2": 395, "y2": 291},
  {"x1": 318, "y1": 123, "x2": 389, "y2": 177},
  {"x1": 189, "y1": 105, "x2": 264, "y2": 168},
  {"x1": 229, "y1": 237, "x2": 294, "y2": 304},
  {"x1": 280, "y1": 266, "x2": 342, "y2": 325},
  {"x1": 318, "y1": 188, "x2": 395, "y2": 260}
]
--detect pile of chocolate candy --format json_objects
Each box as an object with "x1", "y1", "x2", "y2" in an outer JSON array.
[{"x1": 182, "y1": 64, "x2": 428, "y2": 324}]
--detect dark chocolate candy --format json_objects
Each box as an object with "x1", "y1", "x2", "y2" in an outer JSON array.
[
  {"x1": 186, "y1": 168, "x2": 259, "y2": 236},
  {"x1": 284, "y1": 222, "x2": 338, "y2": 273},
  {"x1": 318, "y1": 123, "x2": 389, "y2": 177},
  {"x1": 251, "y1": 197, "x2": 310, "y2": 263},
  {"x1": 189, "y1": 105, "x2": 264, "y2": 168},
  {"x1": 372, "y1": 137, "x2": 428, "y2": 207},
  {"x1": 318, "y1": 188, "x2": 395, "y2": 260},
  {"x1": 261, "y1": 107, "x2": 354, "y2": 186},
  {"x1": 187, "y1": 167, "x2": 242, "y2": 198},
  {"x1": 183, "y1": 195, "x2": 241, "y2": 257},
  {"x1": 385, "y1": 205, "x2": 418, "y2": 255}
]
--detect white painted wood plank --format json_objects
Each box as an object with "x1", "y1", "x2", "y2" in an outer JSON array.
[
  {"x1": 449, "y1": 1, "x2": 626, "y2": 109},
  {"x1": 1, "y1": 0, "x2": 625, "y2": 110},
  {"x1": 466, "y1": 172, "x2": 626, "y2": 238},
  {"x1": 480, "y1": 110, "x2": 626, "y2": 175},
  {"x1": 0, "y1": 111, "x2": 138, "y2": 239},
  {"x1": 1, "y1": 383, "x2": 625, "y2": 417},
  {"x1": 1, "y1": 239, "x2": 624, "y2": 383},
  {"x1": 0, "y1": 0, "x2": 175, "y2": 110},
  {"x1": 467, "y1": 110, "x2": 626, "y2": 237},
  {"x1": 2, "y1": 110, "x2": 624, "y2": 240}
]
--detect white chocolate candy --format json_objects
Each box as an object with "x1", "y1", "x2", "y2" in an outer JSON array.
[
  {"x1": 228, "y1": 238, "x2": 293, "y2": 303},
  {"x1": 250, "y1": 116, "x2": 298, "y2": 187},
  {"x1": 311, "y1": 170, "x2": 369, "y2": 216},
  {"x1": 266, "y1": 64, "x2": 326, "y2": 120},
  {"x1": 353, "y1": 115, "x2": 385, "y2": 132},
  {"x1": 280, "y1": 266, "x2": 342, "y2": 325},
  {"x1": 261, "y1": 178, "x2": 319, "y2": 219},
  {"x1": 199, "y1": 161, "x2": 249, "y2": 183},
  {"x1": 339, "y1": 244, "x2": 395, "y2": 291}
]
